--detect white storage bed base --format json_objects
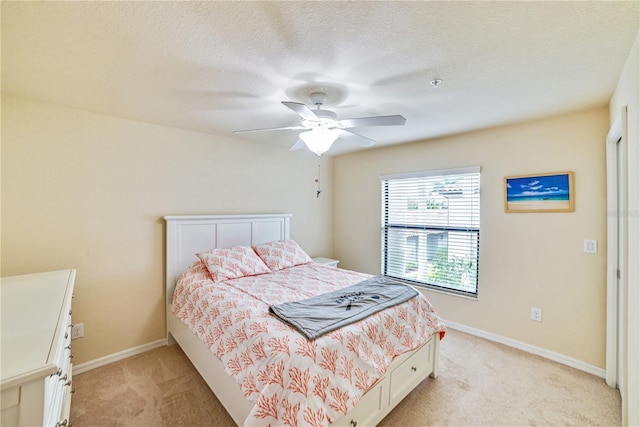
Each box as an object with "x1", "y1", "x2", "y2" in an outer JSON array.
[{"x1": 165, "y1": 214, "x2": 440, "y2": 426}]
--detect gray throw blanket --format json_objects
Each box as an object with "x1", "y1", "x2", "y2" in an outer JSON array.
[{"x1": 269, "y1": 276, "x2": 418, "y2": 340}]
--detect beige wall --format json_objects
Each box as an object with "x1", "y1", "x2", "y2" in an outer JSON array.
[
  {"x1": 609, "y1": 30, "x2": 639, "y2": 427},
  {"x1": 333, "y1": 108, "x2": 609, "y2": 368},
  {"x1": 0, "y1": 90, "x2": 623, "y2": 380},
  {"x1": 1, "y1": 94, "x2": 334, "y2": 364}
]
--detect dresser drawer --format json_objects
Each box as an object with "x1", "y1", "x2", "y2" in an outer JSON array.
[
  {"x1": 44, "y1": 306, "x2": 73, "y2": 427},
  {"x1": 58, "y1": 385, "x2": 72, "y2": 427},
  {"x1": 388, "y1": 339, "x2": 433, "y2": 407},
  {"x1": 57, "y1": 365, "x2": 73, "y2": 427},
  {"x1": 51, "y1": 310, "x2": 73, "y2": 372},
  {"x1": 45, "y1": 327, "x2": 73, "y2": 426}
]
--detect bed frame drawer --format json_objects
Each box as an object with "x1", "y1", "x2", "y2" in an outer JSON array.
[
  {"x1": 388, "y1": 337, "x2": 433, "y2": 407},
  {"x1": 333, "y1": 379, "x2": 384, "y2": 427}
]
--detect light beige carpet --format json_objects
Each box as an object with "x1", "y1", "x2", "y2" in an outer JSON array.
[{"x1": 70, "y1": 329, "x2": 620, "y2": 426}]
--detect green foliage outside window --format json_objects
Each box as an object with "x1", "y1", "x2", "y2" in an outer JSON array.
[
  {"x1": 407, "y1": 199, "x2": 419, "y2": 210},
  {"x1": 428, "y1": 248, "x2": 476, "y2": 287},
  {"x1": 425, "y1": 198, "x2": 447, "y2": 210}
]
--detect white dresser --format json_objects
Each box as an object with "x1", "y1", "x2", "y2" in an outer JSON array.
[{"x1": 1, "y1": 270, "x2": 76, "y2": 427}]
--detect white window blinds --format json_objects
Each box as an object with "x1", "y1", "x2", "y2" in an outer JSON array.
[{"x1": 381, "y1": 167, "x2": 481, "y2": 296}]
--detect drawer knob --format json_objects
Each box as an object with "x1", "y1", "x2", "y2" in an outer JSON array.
[
  {"x1": 56, "y1": 419, "x2": 68, "y2": 427},
  {"x1": 64, "y1": 332, "x2": 69, "y2": 339},
  {"x1": 50, "y1": 368, "x2": 62, "y2": 377},
  {"x1": 64, "y1": 380, "x2": 72, "y2": 387},
  {"x1": 350, "y1": 420, "x2": 357, "y2": 427},
  {"x1": 71, "y1": 387, "x2": 76, "y2": 394},
  {"x1": 59, "y1": 374, "x2": 68, "y2": 382},
  {"x1": 411, "y1": 366, "x2": 417, "y2": 372}
]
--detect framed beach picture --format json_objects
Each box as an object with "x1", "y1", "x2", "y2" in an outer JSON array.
[{"x1": 504, "y1": 171, "x2": 574, "y2": 213}]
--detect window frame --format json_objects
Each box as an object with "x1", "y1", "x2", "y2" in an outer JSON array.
[{"x1": 381, "y1": 167, "x2": 481, "y2": 298}]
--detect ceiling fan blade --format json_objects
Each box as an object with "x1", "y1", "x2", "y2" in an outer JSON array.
[
  {"x1": 339, "y1": 115, "x2": 406, "y2": 128},
  {"x1": 289, "y1": 139, "x2": 306, "y2": 151},
  {"x1": 233, "y1": 125, "x2": 305, "y2": 134},
  {"x1": 338, "y1": 129, "x2": 376, "y2": 147},
  {"x1": 282, "y1": 101, "x2": 318, "y2": 121}
]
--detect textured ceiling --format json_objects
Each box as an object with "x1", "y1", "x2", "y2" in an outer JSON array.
[{"x1": 2, "y1": 1, "x2": 639, "y2": 155}]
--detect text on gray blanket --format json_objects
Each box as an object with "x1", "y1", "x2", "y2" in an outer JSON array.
[{"x1": 335, "y1": 291, "x2": 364, "y2": 304}]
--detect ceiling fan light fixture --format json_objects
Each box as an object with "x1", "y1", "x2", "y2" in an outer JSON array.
[
  {"x1": 299, "y1": 128, "x2": 339, "y2": 156},
  {"x1": 234, "y1": 90, "x2": 407, "y2": 154}
]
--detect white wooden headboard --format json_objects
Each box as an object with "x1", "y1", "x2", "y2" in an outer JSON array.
[{"x1": 164, "y1": 214, "x2": 291, "y2": 337}]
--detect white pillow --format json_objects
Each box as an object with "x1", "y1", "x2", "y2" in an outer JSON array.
[
  {"x1": 252, "y1": 240, "x2": 313, "y2": 271},
  {"x1": 196, "y1": 246, "x2": 271, "y2": 282}
]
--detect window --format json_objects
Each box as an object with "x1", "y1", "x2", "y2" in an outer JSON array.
[{"x1": 381, "y1": 167, "x2": 480, "y2": 297}]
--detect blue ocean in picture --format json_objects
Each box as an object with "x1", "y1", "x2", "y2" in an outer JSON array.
[
  {"x1": 506, "y1": 174, "x2": 570, "y2": 202},
  {"x1": 507, "y1": 194, "x2": 569, "y2": 201}
]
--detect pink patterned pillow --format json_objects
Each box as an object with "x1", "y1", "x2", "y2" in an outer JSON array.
[
  {"x1": 196, "y1": 246, "x2": 271, "y2": 282},
  {"x1": 252, "y1": 240, "x2": 313, "y2": 271}
]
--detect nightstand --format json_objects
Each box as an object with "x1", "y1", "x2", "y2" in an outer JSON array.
[{"x1": 312, "y1": 257, "x2": 340, "y2": 268}]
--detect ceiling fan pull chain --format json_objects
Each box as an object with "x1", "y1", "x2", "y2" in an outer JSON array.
[{"x1": 316, "y1": 157, "x2": 322, "y2": 198}]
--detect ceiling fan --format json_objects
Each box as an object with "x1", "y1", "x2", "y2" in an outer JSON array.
[{"x1": 233, "y1": 92, "x2": 406, "y2": 155}]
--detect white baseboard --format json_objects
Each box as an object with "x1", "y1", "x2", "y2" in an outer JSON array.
[
  {"x1": 73, "y1": 338, "x2": 167, "y2": 375},
  {"x1": 445, "y1": 320, "x2": 606, "y2": 379}
]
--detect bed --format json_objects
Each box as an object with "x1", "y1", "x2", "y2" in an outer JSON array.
[{"x1": 165, "y1": 214, "x2": 446, "y2": 427}]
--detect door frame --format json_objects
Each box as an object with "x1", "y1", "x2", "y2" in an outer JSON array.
[{"x1": 605, "y1": 106, "x2": 628, "y2": 388}]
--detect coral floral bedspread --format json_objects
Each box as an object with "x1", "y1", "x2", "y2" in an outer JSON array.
[{"x1": 172, "y1": 261, "x2": 446, "y2": 427}]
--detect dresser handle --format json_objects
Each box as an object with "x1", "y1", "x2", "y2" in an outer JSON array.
[
  {"x1": 50, "y1": 368, "x2": 62, "y2": 377},
  {"x1": 71, "y1": 388, "x2": 76, "y2": 394},
  {"x1": 64, "y1": 380, "x2": 72, "y2": 387},
  {"x1": 69, "y1": 354, "x2": 74, "y2": 360},
  {"x1": 56, "y1": 419, "x2": 68, "y2": 427},
  {"x1": 59, "y1": 374, "x2": 67, "y2": 382},
  {"x1": 64, "y1": 332, "x2": 68, "y2": 339},
  {"x1": 411, "y1": 366, "x2": 417, "y2": 372},
  {"x1": 350, "y1": 420, "x2": 357, "y2": 427}
]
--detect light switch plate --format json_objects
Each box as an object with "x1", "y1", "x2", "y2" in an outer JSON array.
[{"x1": 583, "y1": 240, "x2": 598, "y2": 254}]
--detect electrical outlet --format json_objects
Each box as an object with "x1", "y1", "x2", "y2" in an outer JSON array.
[
  {"x1": 531, "y1": 308, "x2": 542, "y2": 322},
  {"x1": 71, "y1": 323, "x2": 84, "y2": 339}
]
